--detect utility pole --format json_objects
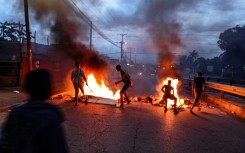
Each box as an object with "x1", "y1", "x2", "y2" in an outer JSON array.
[
  {"x1": 90, "y1": 21, "x2": 92, "y2": 50},
  {"x1": 128, "y1": 47, "x2": 134, "y2": 64},
  {"x1": 24, "y1": 0, "x2": 33, "y2": 71},
  {"x1": 135, "y1": 54, "x2": 137, "y2": 64},
  {"x1": 120, "y1": 34, "x2": 127, "y2": 63}
]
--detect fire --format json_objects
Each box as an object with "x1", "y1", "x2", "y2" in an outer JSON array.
[
  {"x1": 161, "y1": 77, "x2": 185, "y2": 108},
  {"x1": 84, "y1": 74, "x2": 120, "y2": 100}
]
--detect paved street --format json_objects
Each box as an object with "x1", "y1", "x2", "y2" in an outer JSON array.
[
  {"x1": 0, "y1": 88, "x2": 245, "y2": 153},
  {"x1": 58, "y1": 99, "x2": 245, "y2": 153}
]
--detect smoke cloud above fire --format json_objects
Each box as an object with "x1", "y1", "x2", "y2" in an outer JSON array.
[
  {"x1": 133, "y1": 0, "x2": 197, "y2": 79},
  {"x1": 19, "y1": 0, "x2": 109, "y2": 78},
  {"x1": 104, "y1": 0, "x2": 199, "y2": 79},
  {"x1": 102, "y1": 0, "x2": 199, "y2": 95}
]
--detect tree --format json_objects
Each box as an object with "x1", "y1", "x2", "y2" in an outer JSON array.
[
  {"x1": 194, "y1": 57, "x2": 207, "y2": 74},
  {"x1": 0, "y1": 21, "x2": 35, "y2": 42},
  {"x1": 188, "y1": 50, "x2": 199, "y2": 61},
  {"x1": 206, "y1": 57, "x2": 222, "y2": 76},
  {"x1": 179, "y1": 55, "x2": 188, "y2": 68},
  {"x1": 187, "y1": 50, "x2": 199, "y2": 74},
  {"x1": 217, "y1": 25, "x2": 245, "y2": 72}
]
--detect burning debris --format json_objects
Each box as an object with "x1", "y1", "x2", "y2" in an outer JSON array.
[
  {"x1": 84, "y1": 74, "x2": 120, "y2": 100},
  {"x1": 87, "y1": 96, "x2": 117, "y2": 105},
  {"x1": 132, "y1": 96, "x2": 157, "y2": 103}
]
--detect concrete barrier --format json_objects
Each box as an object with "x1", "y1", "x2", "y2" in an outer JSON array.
[{"x1": 203, "y1": 93, "x2": 245, "y2": 120}]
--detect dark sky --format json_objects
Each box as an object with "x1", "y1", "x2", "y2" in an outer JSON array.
[{"x1": 1, "y1": 0, "x2": 245, "y2": 63}]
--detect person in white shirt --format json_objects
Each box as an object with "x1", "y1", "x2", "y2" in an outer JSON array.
[
  {"x1": 115, "y1": 65, "x2": 132, "y2": 108},
  {"x1": 71, "y1": 61, "x2": 88, "y2": 106}
]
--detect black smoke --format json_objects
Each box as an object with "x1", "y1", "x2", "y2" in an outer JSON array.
[{"x1": 19, "y1": 0, "x2": 109, "y2": 76}]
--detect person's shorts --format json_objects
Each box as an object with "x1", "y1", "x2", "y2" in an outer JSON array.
[{"x1": 163, "y1": 94, "x2": 177, "y2": 100}]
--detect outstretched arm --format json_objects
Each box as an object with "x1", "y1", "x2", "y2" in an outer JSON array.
[
  {"x1": 83, "y1": 75, "x2": 88, "y2": 85},
  {"x1": 115, "y1": 80, "x2": 122, "y2": 85}
]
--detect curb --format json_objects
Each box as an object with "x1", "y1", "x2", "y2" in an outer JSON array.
[
  {"x1": 0, "y1": 91, "x2": 74, "y2": 113},
  {"x1": 203, "y1": 93, "x2": 245, "y2": 120}
]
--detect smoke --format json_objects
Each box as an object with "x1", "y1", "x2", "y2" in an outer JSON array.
[
  {"x1": 19, "y1": 0, "x2": 109, "y2": 77},
  {"x1": 103, "y1": 0, "x2": 199, "y2": 79},
  {"x1": 133, "y1": 0, "x2": 197, "y2": 79}
]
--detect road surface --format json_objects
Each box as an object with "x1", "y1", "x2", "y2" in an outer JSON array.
[{"x1": 56, "y1": 99, "x2": 245, "y2": 153}]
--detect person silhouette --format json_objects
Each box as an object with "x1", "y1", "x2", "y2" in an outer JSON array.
[
  {"x1": 115, "y1": 65, "x2": 132, "y2": 108},
  {"x1": 161, "y1": 80, "x2": 177, "y2": 112},
  {"x1": 0, "y1": 69, "x2": 68, "y2": 153},
  {"x1": 190, "y1": 72, "x2": 205, "y2": 113},
  {"x1": 71, "y1": 61, "x2": 88, "y2": 106}
]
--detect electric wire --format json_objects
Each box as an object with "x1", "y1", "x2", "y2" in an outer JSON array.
[{"x1": 65, "y1": 0, "x2": 120, "y2": 48}]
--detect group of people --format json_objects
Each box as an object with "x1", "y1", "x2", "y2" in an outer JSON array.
[
  {"x1": 71, "y1": 61, "x2": 205, "y2": 112},
  {"x1": 70, "y1": 62, "x2": 132, "y2": 108},
  {"x1": 0, "y1": 61, "x2": 205, "y2": 153},
  {"x1": 0, "y1": 62, "x2": 133, "y2": 153}
]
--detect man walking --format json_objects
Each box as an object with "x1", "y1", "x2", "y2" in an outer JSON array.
[
  {"x1": 71, "y1": 61, "x2": 88, "y2": 106},
  {"x1": 115, "y1": 65, "x2": 132, "y2": 108},
  {"x1": 190, "y1": 72, "x2": 205, "y2": 113}
]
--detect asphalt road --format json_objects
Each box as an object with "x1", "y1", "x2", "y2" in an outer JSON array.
[{"x1": 57, "y1": 99, "x2": 245, "y2": 153}]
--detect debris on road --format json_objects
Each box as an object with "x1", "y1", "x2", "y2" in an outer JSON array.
[{"x1": 12, "y1": 90, "x2": 20, "y2": 94}]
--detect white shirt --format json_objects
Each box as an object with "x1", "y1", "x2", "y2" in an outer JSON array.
[{"x1": 71, "y1": 68, "x2": 85, "y2": 84}]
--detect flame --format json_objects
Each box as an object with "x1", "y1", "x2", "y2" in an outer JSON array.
[
  {"x1": 161, "y1": 77, "x2": 185, "y2": 108},
  {"x1": 84, "y1": 74, "x2": 120, "y2": 100}
]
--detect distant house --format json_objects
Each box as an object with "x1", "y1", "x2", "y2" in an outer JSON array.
[
  {"x1": 0, "y1": 41, "x2": 22, "y2": 86},
  {"x1": 0, "y1": 41, "x2": 72, "y2": 93}
]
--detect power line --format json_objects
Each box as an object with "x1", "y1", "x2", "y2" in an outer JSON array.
[
  {"x1": 76, "y1": 0, "x2": 111, "y2": 27},
  {"x1": 92, "y1": 24, "x2": 120, "y2": 48},
  {"x1": 65, "y1": 0, "x2": 120, "y2": 48},
  {"x1": 76, "y1": 0, "x2": 122, "y2": 29},
  {"x1": 66, "y1": 0, "x2": 91, "y2": 25}
]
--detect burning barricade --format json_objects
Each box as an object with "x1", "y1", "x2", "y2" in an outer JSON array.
[
  {"x1": 75, "y1": 74, "x2": 120, "y2": 105},
  {"x1": 68, "y1": 73, "x2": 192, "y2": 111},
  {"x1": 147, "y1": 77, "x2": 192, "y2": 111}
]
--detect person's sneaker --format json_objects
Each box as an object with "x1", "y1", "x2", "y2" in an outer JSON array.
[
  {"x1": 174, "y1": 107, "x2": 178, "y2": 113},
  {"x1": 85, "y1": 96, "x2": 88, "y2": 103}
]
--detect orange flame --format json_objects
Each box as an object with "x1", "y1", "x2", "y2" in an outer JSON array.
[
  {"x1": 161, "y1": 77, "x2": 185, "y2": 108},
  {"x1": 84, "y1": 74, "x2": 120, "y2": 100}
]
